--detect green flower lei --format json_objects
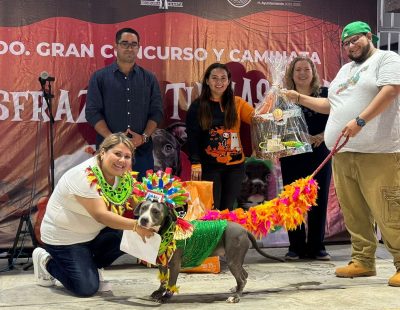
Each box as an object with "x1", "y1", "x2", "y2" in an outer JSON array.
[{"x1": 86, "y1": 165, "x2": 135, "y2": 215}]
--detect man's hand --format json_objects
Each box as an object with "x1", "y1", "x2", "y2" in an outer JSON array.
[
  {"x1": 281, "y1": 89, "x2": 300, "y2": 103},
  {"x1": 125, "y1": 128, "x2": 143, "y2": 147},
  {"x1": 342, "y1": 119, "x2": 362, "y2": 137}
]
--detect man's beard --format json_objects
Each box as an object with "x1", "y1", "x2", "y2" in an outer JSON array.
[{"x1": 348, "y1": 43, "x2": 371, "y2": 63}]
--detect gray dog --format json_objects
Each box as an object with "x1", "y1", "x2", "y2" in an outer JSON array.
[{"x1": 134, "y1": 200, "x2": 284, "y2": 303}]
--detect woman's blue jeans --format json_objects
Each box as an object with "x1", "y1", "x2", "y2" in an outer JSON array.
[{"x1": 44, "y1": 227, "x2": 124, "y2": 297}]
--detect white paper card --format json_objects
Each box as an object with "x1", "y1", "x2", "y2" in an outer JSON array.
[{"x1": 120, "y1": 230, "x2": 161, "y2": 265}]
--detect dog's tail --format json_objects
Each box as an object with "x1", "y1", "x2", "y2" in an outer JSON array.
[{"x1": 247, "y1": 232, "x2": 285, "y2": 262}]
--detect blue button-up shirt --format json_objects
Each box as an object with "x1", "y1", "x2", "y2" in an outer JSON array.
[{"x1": 85, "y1": 62, "x2": 163, "y2": 153}]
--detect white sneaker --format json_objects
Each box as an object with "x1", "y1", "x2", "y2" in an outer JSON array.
[
  {"x1": 97, "y1": 268, "x2": 112, "y2": 292},
  {"x1": 33, "y1": 247, "x2": 55, "y2": 287}
]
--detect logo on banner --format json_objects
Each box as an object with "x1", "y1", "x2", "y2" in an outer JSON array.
[
  {"x1": 227, "y1": 0, "x2": 251, "y2": 8},
  {"x1": 256, "y1": 0, "x2": 302, "y2": 7},
  {"x1": 140, "y1": 0, "x2": 183, "y2": 9}
]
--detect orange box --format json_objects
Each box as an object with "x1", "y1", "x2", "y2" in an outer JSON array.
[{"x1": 181, "y1": 256, "x2": 220, "y2": 274}]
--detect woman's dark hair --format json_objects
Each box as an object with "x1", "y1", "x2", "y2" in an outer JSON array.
[
  {"x1": 285, "y1": 56, "x2": 320, "y2": 96},
  {"x1": 198, "y1": 63, "x2": 237, "y2": 130}
]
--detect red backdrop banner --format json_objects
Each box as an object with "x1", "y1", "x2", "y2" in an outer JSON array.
[{"x1": 0, "y1": 0, "x2": 376, "y2": 247}]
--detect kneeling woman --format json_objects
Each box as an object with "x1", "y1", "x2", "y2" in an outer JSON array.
[{"x1": 34, "y1": 133, "x2": 154, "y2": 297}]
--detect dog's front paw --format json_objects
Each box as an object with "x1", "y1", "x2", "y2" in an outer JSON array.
[
  {"x1": 153, "y1": 291, "x2": 174, "y2": 304},
  {"x1": 156, "y1": 295, "x2": 172, "y2": 304},
  {"x1": 150, "y1": 288, "x2": 166, "y2": 300},
  {"x1": 226, "y1": 294, "x2": 240, "y2": 303}
]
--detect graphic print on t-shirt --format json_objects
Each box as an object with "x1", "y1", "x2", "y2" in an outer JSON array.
[
  {"x1": 205, "y1": 127, "x2": 242, "y2": 164},
  {"x1": 336, "y1": 66, "x2": 368, "y2": 94}
]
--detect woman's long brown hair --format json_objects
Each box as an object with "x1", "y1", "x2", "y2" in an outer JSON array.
[{"x1": 198, "y1": 63, "x2": 237, "y2": 130}]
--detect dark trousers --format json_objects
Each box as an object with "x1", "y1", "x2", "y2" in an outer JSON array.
[
  {"x1": 133, "y1": 147, "x2": 154, "y2": 180},
  {"x1": 44, "y1": 227, "x2": 124, "y2": 297},
  {"x1": 287, "y1": 164, "x2": 331, "y2": 256},
  {"x1": 280, "y1": 144, "x2": 332, "y2": 256},
  {"x1": 202, "y1": 163, "x2": 245, "y2": 211}
]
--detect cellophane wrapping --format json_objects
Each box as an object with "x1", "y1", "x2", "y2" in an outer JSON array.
[{"x1": 251, "y1": 58, "x2": 312, "y2": 160}]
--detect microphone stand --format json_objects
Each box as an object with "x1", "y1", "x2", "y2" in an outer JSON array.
[
  {"x1": 41, "y1": 80, "x2": 55, "y2": 193},
  {"x1": 8, "y1": 77, "x2": 56, "y2": 270}
]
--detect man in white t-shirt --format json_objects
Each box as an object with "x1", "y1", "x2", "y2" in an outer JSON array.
[{"x1": 283, "y1": 21, "x2": 400, "y2": 287}]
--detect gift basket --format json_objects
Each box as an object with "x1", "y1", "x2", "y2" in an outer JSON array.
[{"x1": 251, "y1": 57, "x2": 312, "y2": 160}]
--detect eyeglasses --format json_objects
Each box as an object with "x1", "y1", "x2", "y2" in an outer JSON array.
[
  {"x1": 118, "y1": 41, "x2": 139, "y2": 49},
  {"x1": 342, "y1": 34, "x2": 365, "y2": 49}
]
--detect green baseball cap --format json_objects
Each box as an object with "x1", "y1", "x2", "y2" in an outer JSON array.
[{"x1": 341, "y1": 21, "x2": 379, "y2": 44}]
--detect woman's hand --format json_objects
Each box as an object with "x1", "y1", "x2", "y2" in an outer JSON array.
[
  {"x1": 311, "y1": 133, "x2": 324, "y2": 147},
  {"x1": 191, "y1": 164, "x2": 202, "y2": 181},
  {"x1": 75, "y1": 196, "x2": 154, "y2": 235},
  {"x1": 135, "y1": 224, "x2": 155, "y2": 242}
]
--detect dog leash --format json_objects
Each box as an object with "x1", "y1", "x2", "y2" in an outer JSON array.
[{"x1": 311, "y1": 133, "x2": 349, "y2": 178}]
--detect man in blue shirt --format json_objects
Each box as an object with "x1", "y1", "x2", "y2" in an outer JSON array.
[{"x1": 86, "y1": 28, "x2": 163, "y2": 179}]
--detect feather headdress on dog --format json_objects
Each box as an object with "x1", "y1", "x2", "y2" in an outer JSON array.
[{"x1": 133, "y1": 168, "x2": 193, "y2": 240}]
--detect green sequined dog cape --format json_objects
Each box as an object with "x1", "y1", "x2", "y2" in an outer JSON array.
[{"x1": 176, "y1": 220, "x2": 227, "y2": 268}]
